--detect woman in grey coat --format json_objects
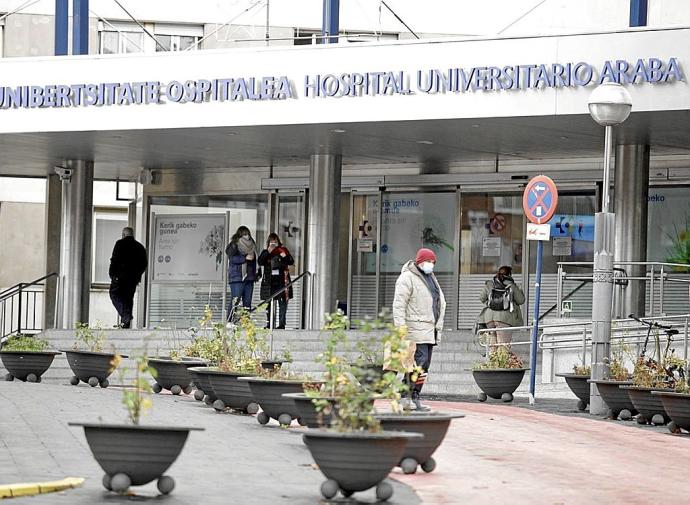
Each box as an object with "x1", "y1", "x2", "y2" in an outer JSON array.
[{"x1": 478, "y1": 266, "x2": 525, "y2": 348}]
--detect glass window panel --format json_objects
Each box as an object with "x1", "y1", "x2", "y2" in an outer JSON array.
[
  {"x1": 100, "y1": 31, "x2": 119, "y2": 54},
  {"x1": 349, "y1": 194, "x2": 379, "y2": 321},
  {"x1": 123, "y1": 32, "x2": 144, "y2": 53},
  {"x1": 148, "y1": 195, "x2": 269, "y2": 327},
  {"x1": 527, "y1": 193, "x2": 596, "y2": 322},
  {"x1": 378, "y1": 192, "x2": 457, "y2": 328},
  {"x1": 155, "y1": 34, "x2": 171, "y2": 52},
  {"x1": 178, "y1": 35, "x2": 197, "y2": 51},
  {"x1": 93, "y1": 214, "x2": 128, "y2": 284}
]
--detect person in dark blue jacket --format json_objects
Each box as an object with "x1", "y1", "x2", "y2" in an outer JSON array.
[{"x1": 225, "y1": 225, "x2": 257, "y2": 312}]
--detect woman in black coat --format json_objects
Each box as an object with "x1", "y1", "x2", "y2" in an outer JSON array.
[{"x1": 258, "y1": 233, "x2": 294, "y2": 329}]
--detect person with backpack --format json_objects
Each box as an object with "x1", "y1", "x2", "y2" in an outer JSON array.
[{"x1": 478, "y1": 265, "x2": 525, "y2": 348}]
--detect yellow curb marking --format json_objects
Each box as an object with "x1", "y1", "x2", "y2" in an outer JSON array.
[{"x1": 0, "y1": 477, "x2": 84, "y2": 499}]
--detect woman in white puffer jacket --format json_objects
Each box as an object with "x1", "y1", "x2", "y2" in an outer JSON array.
[{"x1": 392, "y1": 248, "x2": 446, "y2": 411}]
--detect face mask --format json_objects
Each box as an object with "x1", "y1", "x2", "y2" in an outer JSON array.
[{"x1": 420, "y1": 261, "x2": 435, "y2": 274}]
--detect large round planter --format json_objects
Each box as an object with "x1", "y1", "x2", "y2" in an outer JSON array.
[
  {"x1": 204, "y1": 368, "x2": 258, "y2": 413},
  {"x1": 239, "y1": 377, "x2": 321, "y2": 427},
  {"x1": 555, "y1": 373, "x2": 590, "y2": 411},
  {"x1": 283, "y1": 392, "x2": 378, "y2": 428},
  {"x1": 147, "y1": 357, "x2": 207, "y2": 395},
  {"x1": 283, "y1": 392, "x2": 335, "y2": 428},
  {"x1": 69, "y1": 423, "x2": 203, "y2": 494},
  {"x1": 1, "y1": 350, "x2": 61, "y2": 382},
  {"x1": 472, "y1": 368, "x2": 528, "y2": 401},
  {"x1": 587, "y1": 379, "x2": 638, "y2": 419},
  {"x1": 62, "y1": 349, "x2": 127, "y2": 388},
  {"x1": 375, "y1": 411, "x2": 464, "y2": 474},
  {"x1": 302, "y1": 429, "x2": 421, "y2": 500},
  {"x1": 620, "y1": 386, "x2": 672, "y2": 424},
  {"x1": 187, "y1": 366, "x2": 217, "y2": 404},
  {"x1": 654, "y1": 392, "x2": 690, "y2": 431}
]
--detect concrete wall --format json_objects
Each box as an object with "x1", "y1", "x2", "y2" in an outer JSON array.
[{"x1": 0, "y1": 201, "x2": 45, "y2": 286}]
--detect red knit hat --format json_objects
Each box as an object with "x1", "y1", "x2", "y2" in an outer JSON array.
[{"x1": 415, "y1": 248, "x2": 437, "y2": 264}]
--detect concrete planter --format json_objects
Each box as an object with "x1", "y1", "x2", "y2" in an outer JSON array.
[
  {"x1": 69, "y1": 423, "x2": 202, "y2": 495},
  {"x1": 555, "y1": 373, "x2": 590, "y2": 411},
  {"x1": 147, "y1": 357, "x2": 207, "y2": 395},
  {"x1": 587, "y1": 379, "x2": 638, "y2": 419},
  {"x1": 187, "y1": 366, "x2": 217, "y2": 404},
  {"x1": 204, "y1": 368, "x2": 258, "y2": 413},
  {"x1": 621, "y1": 386, "x2": 672, "y2": 425},
  {"x1": 375, "y1": 411, "x2": 464, "y2": 474},
  {"x1": 653, "y1": 391, "x2": 690, "y2": 432},
  {"x1": 260, "y1": 360, "x2": 284, "y2": 371},
  {"x1": 283, "y1": 392, "x2": 335, "y2": 428},
  {"x1": 1, "y1": 350, "x2": 61, "y2": 382},
  {"x1": 302, "y1": 429, "x2": 421, "y2": 501},
  {"x1": 240, "y1": 377, "x2": 321, "y2": 427},
  {"x1": 62, "y1": 350, "x2": 127, "y2": 388},
  {"x1": 472, "y1": 368, "x2": 528, "y2": 402}
]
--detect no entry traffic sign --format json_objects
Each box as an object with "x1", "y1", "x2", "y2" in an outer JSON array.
[{"x1": 523, "y1": 175, "x2": 558, "y2": 224}]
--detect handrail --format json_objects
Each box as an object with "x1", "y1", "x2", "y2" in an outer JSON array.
[
  {"x1": 0, "y1": 273, "x2": 58, "y2": 301},
  {"x1": 539, "y1": 280, "x2": 589, "y2": 321},
  {"x1": 1, "y1": 272, "x2": 57, "y2": 340},
  {"x1": 250, "y1": 271, "x2": 312, "y2": 312},
  {"x1": 557, "y1": 260, "x2": 690, "y2": 269}
]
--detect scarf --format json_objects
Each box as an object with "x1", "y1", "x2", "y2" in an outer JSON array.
[{"x1": 237, "y1": 236, "x2": 256, "y2": 281}]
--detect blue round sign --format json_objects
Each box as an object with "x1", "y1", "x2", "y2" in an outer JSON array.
[{"x1": 522, "y1": 175, "x2": 559, "y2": 224}]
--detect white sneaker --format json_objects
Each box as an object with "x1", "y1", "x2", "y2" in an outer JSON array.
[{"x1": 401, "y1": 398, "x2": 417, "y2": 411}]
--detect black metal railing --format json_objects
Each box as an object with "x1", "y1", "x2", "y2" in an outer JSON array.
[
  {"x1": 0, "y1": 273, "x2": 57, "y2": 341},
  {"x1": 226, "y1": 271, "x2": 312, "y2": 327}
]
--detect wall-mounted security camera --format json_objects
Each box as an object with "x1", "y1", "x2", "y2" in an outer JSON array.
[
  {"x1": 54, "y1": 166, "x2": 72, "y2": 182},
  {"x1": 138, "y1": 168, "x2": 154, "y2": 185}
]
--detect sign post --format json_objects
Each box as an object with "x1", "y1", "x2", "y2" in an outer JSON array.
[{"x1": 522, "y1": 175, "x2": 559, "y2": 405}]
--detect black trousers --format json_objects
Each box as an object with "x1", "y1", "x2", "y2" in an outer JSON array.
[
  {"x1": 406, "y1": 343, "x2": 434, "y2": 399},
  {"x1": 110, "y1": 282, "x2": 136, "y2": 328}
]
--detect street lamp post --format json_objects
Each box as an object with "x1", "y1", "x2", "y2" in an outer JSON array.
[{"x1": 587, "y1": 82, "x2": 632, "y2": 415}]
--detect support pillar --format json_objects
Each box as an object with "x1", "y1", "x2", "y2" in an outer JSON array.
[
  {"x1": 306, "y1": 154, "x2": 342, "y2": 329},
  {"x1": 614, "y1": 144, "x2": 650, "y2": 318},
  {"x1": 43, "y1": 174, "x2": 62, "y2": 329},
  {"x1": 57, "y1": 161, "x2": 94, "y2": 329},
  {"x1": 322, "y1": 0, "x2": 340, "y2": 44},
  {"x1": 72, "y1": 0, "x2": 89, "y2": 55},
  {"x1": 54, "y1": 0, "x2": 69, "y2": 55}
]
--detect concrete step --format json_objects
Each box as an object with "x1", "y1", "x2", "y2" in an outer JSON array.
[{"x1": 0, "y1": 328, "x2": 555, "y2": 397}]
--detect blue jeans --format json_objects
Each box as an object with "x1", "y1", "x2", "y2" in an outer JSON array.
[{"x1": 230, "y1": 281, "x2": 253, "y2": 311}]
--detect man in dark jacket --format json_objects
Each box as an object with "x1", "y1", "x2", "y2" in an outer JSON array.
[{"x1": 109, "y1": 227, "x2": 147, "y2": 328}]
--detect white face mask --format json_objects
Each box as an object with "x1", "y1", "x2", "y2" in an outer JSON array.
[{"x1": 420, "y1": 261, "x2": 435, "y2": 274}]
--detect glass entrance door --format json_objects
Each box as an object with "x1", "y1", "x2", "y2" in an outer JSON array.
[
  {"x1": 273, "y1": 192, "x2": 306, "y2": 329},
  {"x1": 458, "y1": 193, "x2": 525, "y2": 329}
]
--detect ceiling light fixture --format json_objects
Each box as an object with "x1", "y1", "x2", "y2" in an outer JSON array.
[
  {"x1": 416, "y1": 140, "x2": 433, "y2": 145},
  {"x1": 331, "y1": 128, "x2": 346, "y2": 133}
]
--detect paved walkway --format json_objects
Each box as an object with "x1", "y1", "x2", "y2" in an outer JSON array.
[
  {"x1": 393, "y1": 400, "x2": 690, "y2": 505},
  {"x1": 3, "y1": 381, "x2": 690, "y2": 504},
  {"x1": 0, "y1": 381, "x2": 418, "y2": 504}
]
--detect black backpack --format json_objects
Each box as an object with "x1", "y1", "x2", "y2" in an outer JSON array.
[{"x1": 489, "y1": 285, "x2": 511, "y2": 311}]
